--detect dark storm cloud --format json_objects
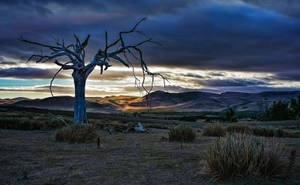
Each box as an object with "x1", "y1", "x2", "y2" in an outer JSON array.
[
  {"x1": 0, "y1": 67, "x2": 66, "y2": 79},
  {"x1": 145, "y1": 2, "x2": 300, "y2": 72},
  {"x1": 196, "y1": 79, "x2": 268, "y2": 87},
  {"x1": 0, "y1": 66, "x2": 141, "y2": 81},
  {"x1": 274, "y1": 71, "x2": 300, "y2": 82},
  {"x1": 0, "y1": 0, "x2": 196, "y2": 16},
  {"x1": 0, "y1": 0, "x2": 300, "y2": 79}
]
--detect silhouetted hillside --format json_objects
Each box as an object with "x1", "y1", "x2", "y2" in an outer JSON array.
[{"x1": 2, "y1": 91, "x2": 300, "y2": 112}]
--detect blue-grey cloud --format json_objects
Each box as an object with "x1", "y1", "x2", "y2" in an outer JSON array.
[
  {"x1": 241, "y1": 0, "x2": 300, "y2": 18},
  {"x1": 0, "y1": 0, "x2": 300, "y2": 77},
  {"x1": 195, "y1": 79, "x2": 268, "y2": 87},
  {"x1": 275, "y1": 71, "x2": 300, "y2": 81},
  {"x1": 0, "y1": 67, "x2": 58, "y2": 79}
]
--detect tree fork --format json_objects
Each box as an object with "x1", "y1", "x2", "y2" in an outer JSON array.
[{"x1": 21, "y1": 18, "x2": 167, "y2": 124}]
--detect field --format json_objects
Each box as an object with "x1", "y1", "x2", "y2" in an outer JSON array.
[{"x1": 1, "y1": 107, "x2": 300, "y2": 185}]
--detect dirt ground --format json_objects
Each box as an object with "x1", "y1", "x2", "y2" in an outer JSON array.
[{"x1": 0, "y1": 129, "x2": 300, "y2": 185}]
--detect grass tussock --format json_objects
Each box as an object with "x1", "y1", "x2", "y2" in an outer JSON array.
[
  {"x1": 168, "y1": 124, "x2": 196, "y2": 142},
  {"x1": 227, "y1": 124, "x2": 297, "y2": 138},
  {"x1": 205, "y1": 133, "x2": 294, "y2": 180},
  {"x1": 251, "y1": 127, "x2": 294, "y2": 138},
  {"x1": 202, "y1": 123, "x2": 226, "y2": 137},
  {"x1": 225, "y1": 124, "x2": 252, "y2": 134},
  {"x1": 55, "y1": 125, "x2": 99, "y2": 143},
  {"x1": 0, "y1": 117, "x2": 68, "y2": 130},
  {"x1": 203, "y1": 123, "x2": 298, "y2": 138}
]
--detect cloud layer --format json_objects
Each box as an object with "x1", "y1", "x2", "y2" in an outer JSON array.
[
  {"x1": 1, "y1": 0, "x2": 300, "y2": 98},
  {"x1": 0, "y1": 0, "x2": 299, "y2": 72}
]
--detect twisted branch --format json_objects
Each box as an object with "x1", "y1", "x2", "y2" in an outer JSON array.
[
  {"x1": 85, "y1": 17, "x2": 167, "y2": 108},
  {"x1": 20, "y1": 35, "x2": 89, "y2": 96},
  {"x1": 21, "y1": 18, "x2": 167, "y2": 107}
]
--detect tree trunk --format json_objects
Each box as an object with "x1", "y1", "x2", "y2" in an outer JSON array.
[{"x1": 72, "y1": 71, "x2": 88, "y2": 124}]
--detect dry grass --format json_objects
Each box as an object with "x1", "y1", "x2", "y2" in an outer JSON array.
[
  {"x1": 0, "y1": 128, "x2": 299, "y2": 185},
  {"x1": 204, "y1": 133, "x2": 293, "y2": 181},
  {"x1": 0, "y1": 117, "x2": 69, "y2": 130},
  {"x1": 225, "y1": 124, "x2": 252, "y2": 134},
  {"x1": 168, "y1": 124, "x2": 196, "y2": 142},
  {"x1": 203, "y1": 123, "x2": 298, "y2": 138},
  {"x1": 0, "y1": 112, "x2": 70, "y2": 130},
  {"x1": 55, "y1": 124, "x2": 99, "y2": 143},
  {"x1": 202, "y1": 123, "x2": 226, "y2": 137}
]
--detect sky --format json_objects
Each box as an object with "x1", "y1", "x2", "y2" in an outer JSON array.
[{"x1": 1, "y1": 0, "x2": 300, "y2": 98}]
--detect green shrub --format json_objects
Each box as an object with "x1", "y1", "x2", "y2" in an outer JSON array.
[
  {"x1": 205, "y1": 134, "x2": 290, "y2": 180},
  {"x1": 202, "y1": 123, "x2": 226, "y2": 137},
  {"x1": 55, "y1": 125, "x2": 99, "y2": 143},
  {"x1": 168, "y1": 124, "x2": 196, "y2": 142}
]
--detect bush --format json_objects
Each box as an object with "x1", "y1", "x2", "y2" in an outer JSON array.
[
  {"x1": 225, "y1": 108, "x2": 236, "y2": 122},
  {"x1": 55, "y1": 125, "x2": 99, "y2": 143},
  {"x1": 226, "y1": 124, "x2": 252, "y2": 134},
  {"x1": 289, "y1": 97, "x2": 300, "y2": 119},
  {"x1": 211, "y1": 124, "x2": 296, "y2": 138},
  {"x1": 0, "y1": 116, "x2": 68, "y2": 130},
  {"x1": 202, "y1": 123, "x2": 226, "y2": 137},
  {"x1": 267, "y1": 101, "x2": 290, "y2": 120},
  {"x1": 252, "y1": 127, "x2": 276, "y2": 137},
  {"x1": 0, "y1": 118, "x2": 44, "y2": 130},
  {"x1": 168, "y1": 124, "x2": 196, "y2": 142},
  {"x1": 205, "y1": 133, "x2": 291, "y2": 180},
  {"x1": 251, "y1": 127, "x2": 293, "y2": 138}
]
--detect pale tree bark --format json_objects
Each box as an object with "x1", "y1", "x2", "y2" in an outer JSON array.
[
  {"x1": 73, "y1": 70, "x2": 88, "y2": 124},
  {"x1": 20, "y1": 18, "x2": 167, "y2": 124}
]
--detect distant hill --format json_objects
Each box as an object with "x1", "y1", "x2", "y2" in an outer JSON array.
[
  {"x1": 2, "y1": 90, "x2": 300, "y2": 112},
  {"x1": 0, "y1": 97, "x2": 29, "y2": 105},
  {"x1": 120, "y1": 90, "x2": 300, "y2": 112},
  {"x1": 12, "y1": 96, "x2": 118, "y2": 113}
]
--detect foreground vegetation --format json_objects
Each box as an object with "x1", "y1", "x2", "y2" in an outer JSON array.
[
  {"x1": 55, "y1": 125, "x2": 99, "y2": 143},
  {"x1": 0, "y1": 109, "x2": 300, "y2": 184},
  {"x1": 205, "y1": 133, "x2": 295, "y2": 180},
  {"x1": 1, "y1": 128, "x2": 299, "y2": 185},
  {"x1": 202, "y1": 123, "x2": 300, "y2": 138},
  {"x1": 168, "y1": 124, "x2": 196, "y2": 142}
]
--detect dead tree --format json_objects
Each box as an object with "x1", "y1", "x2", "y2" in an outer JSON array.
[{"x1": 20, "y1": 18, "x2": 166, "y2": 124}]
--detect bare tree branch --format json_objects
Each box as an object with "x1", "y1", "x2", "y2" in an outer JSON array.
[
  {"x1": 22, "y1": 18, "x2": 166, "y2": 112},
  {"x1": 50, "y1": 60, "x2": 73, "y2": 96},
  {"x1": 54, "y1": 60, "x2": 75, "y2": 70},
  {"x1": 83, "y1": 17, "x2": 167, "y2": 109},
  {"x1": 20, "y1": 36, "x2": 83, "y2": 64},
  {"x1": 50, "y1": 67, "x2": 63, "y2": 97}
]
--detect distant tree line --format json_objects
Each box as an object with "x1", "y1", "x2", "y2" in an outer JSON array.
[{"x1": 267, "y1": 96, "x2": 300, "y2": 121}]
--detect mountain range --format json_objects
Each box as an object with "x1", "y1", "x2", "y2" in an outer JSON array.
[{"x1": 1, "y1": 91, "x2": 300, "y2": 113}]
